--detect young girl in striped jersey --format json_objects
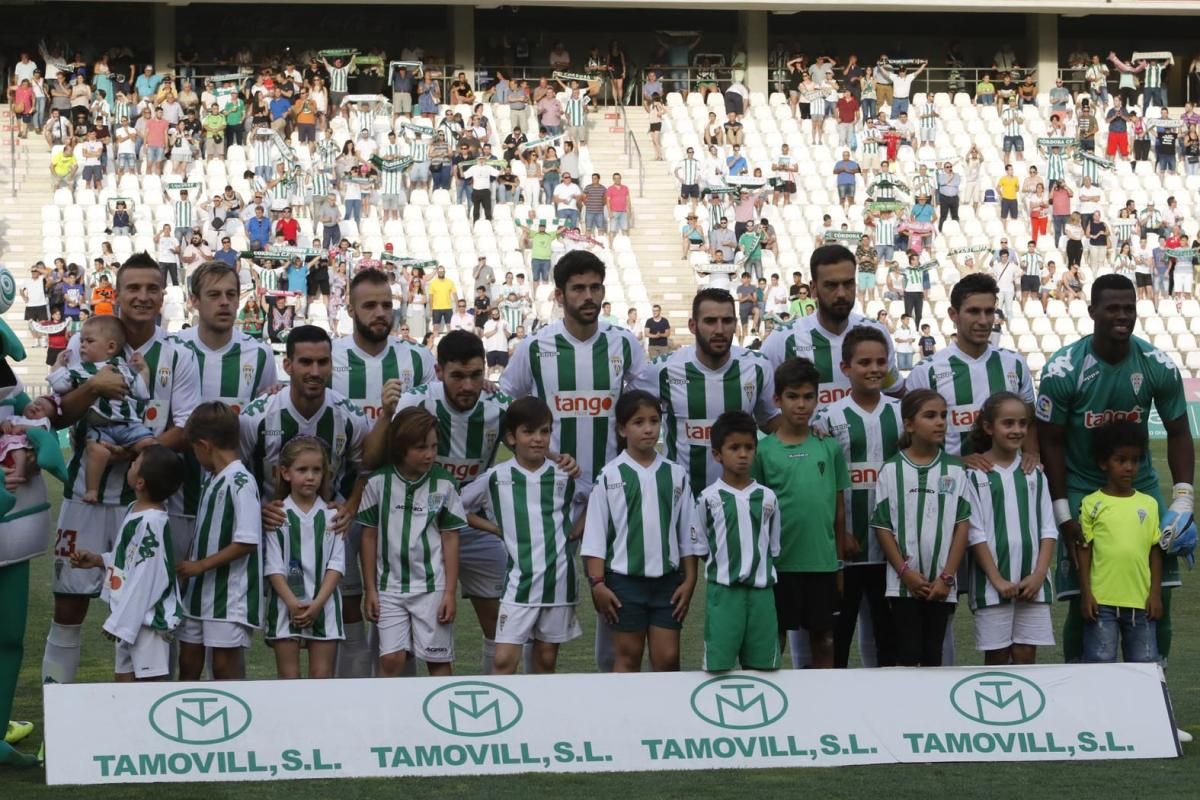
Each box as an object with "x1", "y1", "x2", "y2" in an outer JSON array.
[
  {"x1": 264, "y1": 437, "x2": 345, "y2": 679},
  {"x1": 581, "y1": 390, "x2": 700, "y2": 672},
  {"x1": 871, "y1": 389, "x2": 972, "y2": 667},
  {"x1": 461, "y1": 397, "x2": 590, "y2": 675},
  {"x1": 965, "y1": 392, "x2": 1057, "y2": 665}
]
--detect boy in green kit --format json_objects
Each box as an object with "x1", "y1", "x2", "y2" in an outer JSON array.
[{"x1": 752, "y1": 357, "x2": 850, "y2": 668}]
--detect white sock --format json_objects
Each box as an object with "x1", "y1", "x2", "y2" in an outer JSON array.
[
  {"x1": 942, "y1": 624, "x2": 956, "y2": 666},
  {"x1": 787, "y1": 630, "x2": 812, "y2": 669},
  {"x1": 594, "y1": 621, "x2": 615, "y2": 673},
  {"x1": 481, "y1": 637, "x2": 496, "y2": 675},
  {"x1": 337, "y1": 621, "x2": 372, "y2": 678},
  {"x1": 42, "y1": 622, "x2": 82, "y2": 684},
  {"x1": 857, "y1": 600, "x2": 879, "y2": 668}
]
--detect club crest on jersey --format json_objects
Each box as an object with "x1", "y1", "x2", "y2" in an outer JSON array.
[
  {"x1": 817, "y1": 460, "x2": 826, "y2": 476},
  {"x1": 610, "y1": 355, "x2": 624, "y2": 377},
  {"x1": 1006, "y1": 370, "x2": 1018, "y2": 389},
  {"x1": 1130, "y1": 372, "x2": 1144, "y2": 394},
  {"x1": 427, "y1": 493, "x2": 444, "y2": 515},
  {"x1": 158, "y1": 366, "x2": 171, "y2": 387},
  {"x1": 743, "y1": 380, "x2": 756, "y2": 403},
  {"x1": 486, "y1": 429, "x2": 498, "y2": 450},
  {"x1": 334, "y1": 433, "x2": 346, "y2": 455},
  {"x1": 1138, "y1": 508, "x2": 1148, "y2": 525},
  {"x1": 939, "y1": 475, "x2": 956, "y2": 495},
  {"x1": 242, "y1": 362, "x2": 255, "y2": 385},
  {"x1": 401, "y1": 369, "x2": 413, "y2": 388}
]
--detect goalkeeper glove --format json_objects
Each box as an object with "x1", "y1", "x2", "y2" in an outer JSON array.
[{"x1": 1160, "y1": 484, "x2": 1196, "y2": 569}]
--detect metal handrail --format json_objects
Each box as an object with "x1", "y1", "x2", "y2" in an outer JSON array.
[
  {"x1": 168, "y1": 62, "x2": 464, "y2": 101},
  {"x1": 621, "y1": 102, "x2": 644, "y2": 200}
]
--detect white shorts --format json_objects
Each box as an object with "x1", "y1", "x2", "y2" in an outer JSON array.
[
  {"x1": 114, "y1": 626, "x2": 171, "y2": 678},
  {"x1": 341, "y1": 523, "x2": 363, "y2": 596},
  {"x1": 495, "y1": 602, "x2": 582, "y2": 646},
  {"x1": 458, "y1": 529, "x2": 506, "y2": 599},
  {"x1": 1174, "y1": 272, "x2": 1193, "y2": 295},
  {"x1": 52, "y1": 500, "x2": 124, "y2": 595},
  {"x1": 167, "y1": 514, "x2": 195, "y2": 565},
  {"x1": 973, "y1": 602, "x2": 1055, "y2": 651},
  {"x1": 377, "y1": 591, "x2": 454, "y2": 662},
  {"x1": 177, "y1": 617, "x2": 253, "y2": 649}
]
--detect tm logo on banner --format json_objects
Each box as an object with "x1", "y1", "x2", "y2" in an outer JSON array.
[
  {"x1": 690, "y1": 676, "x2": 789, "y2": 730},
  {"x1": 950, "y1": 672, "x2": 1047, "y2": 726},
  {"x1": 148, "y1": 689, "x2": 252, "y2": 745},
  {"x1": 422, "y1": 681, "x2": 523, "y2": 737}
]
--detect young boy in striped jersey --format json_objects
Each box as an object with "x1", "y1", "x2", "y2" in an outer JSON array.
[
  {"x1": 178, "y1": 402, "x2": 263, "y2": 681},
  {"x1": 359, "y1": 407, "x2": 467, "y2": 678},
  {"x1": 752, "y1": 358, "x2": 849, "y2": 669},
  {"x1": 814, "y1": 327, "x2": 902, "y2": 667},
  {"x1": 582, "y1": 391, "x2": 699, "y2": 672},
  {"x1": 463, "y1": 397, "x2": 589, "y2": 674},
  {"x1": 693, "y1": 410, "x2": 782, "y2": 671},
  {"x1": 965, "y1": 393, "x2": 1057, "y2": 665},
  {"x1": 70, "y1": 445, "x2": 185, "y2": 681},
  {"x1": 47, "y1": 315, "x2": 157, "y2": 505}
]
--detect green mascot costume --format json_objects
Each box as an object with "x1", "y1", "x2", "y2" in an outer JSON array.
[{"x1": 0, "y1": 266, "x2": 67, "y2": 767}]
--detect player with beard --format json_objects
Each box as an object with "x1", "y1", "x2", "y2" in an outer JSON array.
[
  {"x1": 1038, "y1": 275, "x2": 1194, "y2": 742},
  {"x1": 328, "y1": 269, "x2": 434, "y2": 677},
  {"x1": 763, "y1": 244, "x2": 902, "y2": 406},
  {"x1": 634, "y1": 287, "x2": 780, "y2": 496},
  {"x1": 502, "y1": 250, "x2": 646, "y2": 672},
  {"x1": 762, "y1": 243, "x2": 902, "y2": 668},
  {"x1": 174, "y1": 261, "x2": 277, "y2": 541},
  {"x1": 43, "y1": 252, "x2": 201, "y2": 690}
]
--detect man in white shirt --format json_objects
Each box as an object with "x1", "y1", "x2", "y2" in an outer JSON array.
[
  {"x1": 114, "y1": 118, "x2": 138, "y2": 176},
  {"x1": 79, "y1": 130, "x2": 105, "y2": 190},
  {"x1": 552, "y1": 173, "x2": 583, "y2": 229},
  {"x1": 14, "y1": 52, "x2": 38, "y2": 84},
  {"x1": 463, "y1": 160, "x2": 499, "y2": 223},
  {"x1": 878, "y1": 60, "x2": 926, "y2": 118},
  {"x1": 482, "y1": 308, "x2": 513, "y2": 378},
  {"x1": 766, "y1": 273, "x2": 789, "y2": 316},
  {"x1": 20, "y1": 263, "x2": 49, "y2": 347}
]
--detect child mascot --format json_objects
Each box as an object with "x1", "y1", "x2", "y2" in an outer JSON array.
[{"x1": 0, "y1": 266, "x2": 66, "y2": 767}]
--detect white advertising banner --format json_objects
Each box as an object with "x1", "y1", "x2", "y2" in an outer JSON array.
[{"x1": 44, "y1": 663, "x2": 1179, "y2": 785}]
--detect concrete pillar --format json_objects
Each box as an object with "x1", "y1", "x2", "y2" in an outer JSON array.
[
  {"x1": 153, "y1": 3, "x2": 176, "y2": 76},
  {"x1": 1026, "y1": 13, "x2": 1058, "y2": 92},
  {"x1": 451, "y1": 6, "x2": 475, "y2": 74},
  {"x1": 738, "y1": 10, "x2": 769, "y2": 95}
]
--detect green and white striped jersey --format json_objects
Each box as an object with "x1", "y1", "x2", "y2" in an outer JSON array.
[
  {"x1": 310, "y1": 169, "x2": 331, "y2": 198},
  {"x1": 565, "y1": 96, "x2": 588, "y2": 126},
  {"x1": 676, "y1": 157, "x2": 701, "y2": 185},
  {"x1": 762, "y1": 311, "x2": 901, "y2": 407},
  {"x1": 270, "y1": 174, "x2": 292, "y2": 202},
  {"x1": 183, "y1": 461, "x2": 263, "y2": 626},
  {"x1": 1002, "y1": 107, "x2": 1022, "y2": 137},
  {"x1": 1020, "y1": 251, "x2": 1044, "y2": 277},
  {"x1": 62, "y1": 328, "x2": 201, "y2": 506},
  {"x1": 264, "y1": 496, "x2": 345, "y2": 639},
  {"x1": 813, "y1": 395, "x2": 902, "y2": 564},
  {"x1": 904, "y1": 343, "x2": 1034, "y2": 456},
  {"x1": 357, "y1": 466, "x2": 468, "y2": 594},
  {"x1": 870, "y1": 451, "x2": 972, "y2": 602},
  {"x1": 100, "y1": 507, "x2": 181, "y2": 643},
  {"x1": 396, "y1": 381, "x2": 510, "y2": 487},
  {"x1": 462, "y1": 460, "x2": 586, "y2": 606},
  {"x1": 873, "y1": 214, "x2": 897, "y2": 246},
  {"x1": 966, "y1": 461, "x2": 1057, "y2": 610},
  {"x1": 47, "y1": 357, "x2": 149, "y2": 425},
  {"x1": 691, "y1": 479, "x2": 780, "y2": 588},
  {"x1": 379, "y1": 143, "x2": 407, "y2": 195},
  {"x1": 175, "y1": 328, "x2": 278, "y2": 515},
  {"x1": 330, "y1": 336, "x2": 435, "y2": 424},
  {"x1": 1144, "y1": 63, "x2": 1163, "y2": 88},
  {"x1": 173, "y1": 201, "x2": 193, "y2": 232},
  {"x1": 410, "y1": 138, "x2": 429, "y2": 163},
  {"x1": 580, "y1": 452, "x2": 699, "y2": 577},
  {"x1": 239, "y1": 388, "x2": 369, "y2": 501},
  {"x1": 501, "y1": 320, "x2": 647, "y2": 484},
  {"x1": 328, "y1": 65, "x2": 350, "y2": 94},
  {"x1": 253, "y1": 132, "x2": 276, "y2": 169},
  {"x1": 633, "y1": 346, "x2": 778, "y2": 496},
  {"x1": 1047, "y1": 151, "x2": 1065, "y2": 182}
]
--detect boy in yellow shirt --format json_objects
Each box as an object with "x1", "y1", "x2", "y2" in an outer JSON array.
[{"x1": 1078, "y1": 420, "x2": 1162, "y2": 664}]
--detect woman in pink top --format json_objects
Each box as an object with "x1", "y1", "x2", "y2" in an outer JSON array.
[{"x1": 9, "y1": 79, "x2": 35, "y2": 138}]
